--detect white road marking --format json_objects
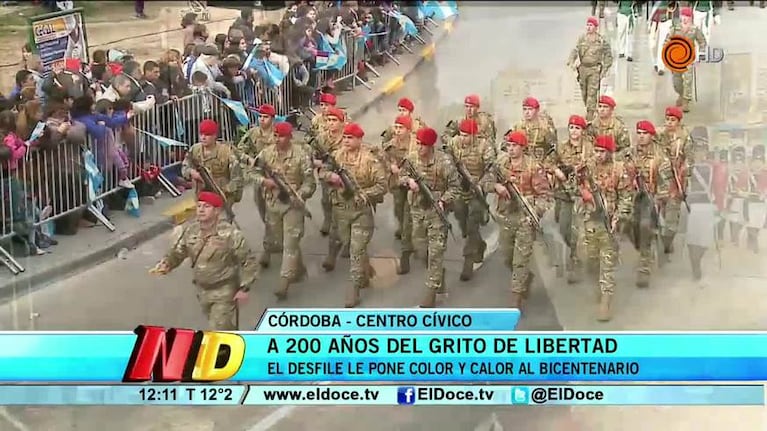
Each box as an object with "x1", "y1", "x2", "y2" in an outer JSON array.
[{"x1": 0, "y1": 407, "x2": 30, "y2": 431}]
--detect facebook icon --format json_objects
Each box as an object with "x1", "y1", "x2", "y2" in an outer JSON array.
[{"x1": 397, "y1": 387, "x2": 416, "y2": 405}]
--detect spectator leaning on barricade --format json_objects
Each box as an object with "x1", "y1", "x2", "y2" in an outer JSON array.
[
  {"x1": 158, "y1": 49, "x2": 190, "y2": 99},
  {"x1": 190, "y1": 45, "x2": 232, "y2": 98}
]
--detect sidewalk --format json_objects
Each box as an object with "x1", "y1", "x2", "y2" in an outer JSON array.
[{"x1": 0, "y1": 21, "x2": 455, "y2": 300}]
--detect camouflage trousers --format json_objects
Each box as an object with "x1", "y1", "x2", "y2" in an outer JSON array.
[
  {"x1": 331, "y1": 205, "x2": 374, "y2": 287},
  {"x1": 583, "y1": 219, "x2": 618, "y2": 295},
  {"x1": 636, "y1": 228, "x2": 657, "y2": 276},
  {"x1": 411, "y1": 208, "x2": 449, "y2": 292},
  {"x1": 556, "y1": 199, "x2": 583, "y2": 271},
  {"x1": 321, "y1": 183, "x2": 333, "y2": 226},
  {"x1": 672, "y1": 68, "x2": 694, "y2": 102},
  {"x1": 453, "y1": 196, "x2": 487, "y2": 259},
  {"x1": 578, "y1": 64, "x2": 602, "y2": 120},
  {"x1": 265, "y1": 204, "x2": 306, "y2": 280},
  {"x1": 255, "y1": 184, "x2": 277, "y2": 251},
  {"x1": 392, "y1": 186, "x2": 412, "y2": 237},
  {"x1": 498, "y1": 212, "x2": 536, "y2": 294},
  {"x1": 662, "y1": 198, "x2": 683, "y2": 237},
  {"x1": 195, "y1": 280, "x2": 239, "y2": 330}
]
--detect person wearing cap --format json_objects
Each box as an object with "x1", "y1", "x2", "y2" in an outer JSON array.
[
  {"x1": 253, "y1": 121, "x2": 316, "y2": 299},
  {"x1": 150, "y1": 191, "x2": 259, "y2": 330},
  {"x1": 567, "y1": 17, "x2": 613, "y2": 121},
  {"x1": 745, "y1": 145, "x2": 767, "y2": 253},
  {"x1": 190, "y1": 44, "x2": 232, "y2": 98},
  {"x1": 545, "y1": 114, "x2": 595, "y2": 284},
  {"x1": 445, "y1": 118, "x2": 496, "y2": 281},
  {"x1": 380, "y1": 115, "x2": 418, "y2": 242},
  {"x1": 629, "y1": 120, "x2": 673, "y2": 287},
  {"x1": 319, "y1": 122, "x2": 387, "y2": 307},
  {"x1": 616, "y1": 1, "x2": 638, "y2": 62},
  {"x1": 398, "y1": 127, "x2": 461, "y2": 307},
  {"x1": 237, "y1": 103, "x2": 277, "y2": 223},
  {"x1": 727, "y1": 146, "x2": 750, "y2": 247},
  {"x1": 310, "y1": 92, "x2": 341, "y2": 137},
  {"x1": 713, "y1": 147, "x2": 730, "y2": 241},
  {"x1": 511, "y1": 97, "x2": 557, "y2": 161},
  {"x1": 665, "y1": 7, "x2": 706, "y2": 113},
  {"x1": 441, "y1": 94, "x2": 497, "y2": 145},
  {"x1": 649, "y1": 1, "x2": 676, "y2": 76},
  {"x1": 684, "y1": 138, "x2": 719, "y2": 280},
  {"x1": 313, "y1": 106, "x2": 347, "y2": 236},
  {"x1": 483, "y1": 130, "x2": 551, "y2": 311},
  {"x1": 575, "y1": 135, "x2": 633, "y2": 322},
  {"x1": 657, "y1": 106, "x2": 692, "y2": 255},
  {"x1": 587, "y1": 95, "x2": 631, "y2": 160},
  {"x1": 182, "y1": 119, "x2": 244, "y2": 204},
  {"x1": 380, "y1": 97, "x2": 428, "y2": 143}
]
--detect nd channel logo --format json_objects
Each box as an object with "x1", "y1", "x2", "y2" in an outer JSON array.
[
  {"x1": 662, "y1": 35, "x2": 724, "y2": 73},
  {"x1": 397, "y1": 387, "x2": 416, "y2": 405}
]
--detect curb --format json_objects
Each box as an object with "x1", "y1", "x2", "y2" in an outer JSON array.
[{"x1": 0, "y1": 19, "x2": 456, "y2": 300}]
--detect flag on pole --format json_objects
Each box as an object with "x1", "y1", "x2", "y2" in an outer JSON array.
[
  {"x1": 387, "y1": 10, "x2": 419, "y2": 37},
  {"x1": 139, "y1": 130, "x2": 188, "y2": 148},
  {"x1": 221, "y1": 98, "x2": 250, "y2": 126},
  {"x1": 420, "y1": 1, "x2": 458, "y2": 20},
  {"x1": 82, "y1": 149, "x2": 104, "y2": 214},
  {"x1": 314, "y1": 33, "x2": 348, "y2": 71}
]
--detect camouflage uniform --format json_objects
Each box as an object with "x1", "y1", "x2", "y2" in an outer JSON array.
[
  {"x1": 484, "y1": 149, "x2": 551, "y2": 308},
  {"x1": 567, "y1": 29, "x2": 613, "y2": 121},
  {"x1": 657, "y1": 124, "x2": 693, "y2": 253},
  {"x1": 315, "y1": 129, "x2": 345, "y2": 234},
  {"x1": 588, "y1": 115, "x2": 631, "y2": 160},
  {"x1": 399, "y1": 148, "x2": 461, "y2": 305},
  {"x1": 628, "y1": 142, "x2": 673, "y2": 286},
  {"x1": 666, "y1": 22, "x2": 706, "y2": 112},
  {"x1": 513, "y1": 114, "x2": 557, "y2": 162},
  {"x1": 237, "y1": 123, "x2": 276, "y2": 220},
  {"x1": 253, "y1": 141, "x2": 316, "y2": 297},
  {"x1": 442, "y1": 112, "x2": 497, "y2": 145},
  {"x1": 444, "y1": 132, "x2": 496, "y2": 280},
  {"x1": 182, "y1": 142, "x2": 244, "y2": 203},
  {"x1": 544, "y1": 133, "x2": 595, "y2": 282},
  {"x1": 381, "y1": 132, "x2": 419, "y2": 246},
  {"x1": 571, "y1": 140, "x2": 633, "y2": 321},
  {"x1": 381, "y1": 116, "x2": 427, "y2": 143},
  {"x1": 319, "y1": 145, "x2": 387, "y2": 307},
  {"x1": 161, "y1": 221, "x2": 259, "y2": 330},
  {"x1": 310, "y1": 112, "x2": 331, "y2": 137}
]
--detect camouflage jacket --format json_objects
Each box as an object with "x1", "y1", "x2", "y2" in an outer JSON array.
[
  {"x1": 513, "y1": 114, "x2": 557, "y2": 160},
  {"x1": 587, "y1": 116, "x2": 631, "y2": 159},
  {"x1": 571, "y1": 160, "x2": 634, "y2": 221},
  {"x1": 311, "y1": 111, "x2": 350, "y2": 137},
  {"x1": 483, "y1": 153, "x2": 552, "y2": 218},
  {"x1": 379, "y1": 134, "x2": 418, "y2": 189},
  {"x1": 163, "y1": 221, "x2": 259, "y2": 289},
  {"x1": 667, "y1": 23, "x2": 707, "y2": 52},
  {"x1": 319, "y1": 146, "x2": 388, "y2": 209},
  {"x1": 398, "y1": 151, "x2": 461, "y2": 211},
  {"x1": 380, "y1": 116, "x2": 427, "y2": 143},
  {"x1": 442, "y1": 112, "x2": 497, "y2": 144},
  {"x1": 657, "y1": 126, "x2": 693, "y2": 196},
  {"x1": 314, "y1": 129, "x2": 344, "y2": 158},
  {"x1": 627, "y1": 143, "x2": 674, "y2": 200},
  {"x1": 444, "y1": 135, "x2": 496, "y2": 200},
  {"x1": 544, "y1": 137, "x2": 595, "y2": 193},
  {"x1": 182, "y1": 142, "x2": 244, "y2": 202},
  {"x1": 567, "y1": 32, "x2": 613, "y2": 75},
  {"x1": 253, "y1": 143, "x2": 317, "y2": 207}
]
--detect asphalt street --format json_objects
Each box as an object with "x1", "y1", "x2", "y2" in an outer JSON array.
[{"x1": 0, "y1": 3, "x2": 766, "y2": 431}]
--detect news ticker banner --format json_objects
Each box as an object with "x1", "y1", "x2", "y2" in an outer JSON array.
[
  {"x1": 0, "y1": 385, "x2": 760, "y2": 406},
  {"x1": 11, "y1": 329, "x2": 767, "y2": 382}
]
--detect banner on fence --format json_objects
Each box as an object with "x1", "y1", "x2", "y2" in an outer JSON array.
[
  {"x1": 28, "y1": 8, "x2": 90, "y2": 75},
  {"x1": 220, "y1": 99, "x2": 250, "y2": 126},
  {"x1": 315, "y1": 34, "x2": 348, "y2": 71}
]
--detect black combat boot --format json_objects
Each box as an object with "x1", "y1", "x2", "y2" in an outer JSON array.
[
  {"x1": 258, "y1": 252, "x2": 270, "y2": 268},
  {"x1": 459, "y1": 257, "x2": 474, "y2": 281},
  {"x1": 474, "y1": 240, "x2": 487, "y2": 264},
  {"x1": 397, "y1": 251, "x2": 411, "y2": 274}
]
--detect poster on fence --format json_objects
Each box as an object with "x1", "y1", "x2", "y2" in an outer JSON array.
[{"x1": 27, "y1": 8, "x2": 90, "y2": 75}]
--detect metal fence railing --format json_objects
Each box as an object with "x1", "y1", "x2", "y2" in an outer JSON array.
[{"x1": 0, "y1": 16, "x2": 443, "y2": 275}]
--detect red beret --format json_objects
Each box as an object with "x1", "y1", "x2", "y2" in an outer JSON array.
[
  {"x1": 505, "y1": 130, "x2": 527, "y2": 146},
  {"x1": 568, "y1": 115, "x2": 587, "y2": 129},
  {"x1": 319, "y1": 93, "x2": 337, "y2": 105},
  {"x1": 680, "y1": 7, "x2": 693, "y2": 17},
  {"x1": 258, "y1": 104, "x2": 276, "y2": 116},
  {"x1": 464, "y1": 94, "x2": 480, "y2": 107},
  {"x1": 199, "y1": 119, "x2": 218, "y2": 136},
  {"x1": 416, "y1": 127, "x2": 438, "y2": 147},
  {"x1": 198, "y1": 191, "x2": 223, "y2": 208},
  {"x1": 587, "y1": 16, "x2": 599, "y2": 27},
  {"x1": 395, "y1": 115, "x2": 412, "y2": 130},
  {"x1": 459, "y1": 119, "x2": 479, "y2": 135},
  {"x1": 595, "y1": 135, "x2": 616, "y2": 152},
  {"x1": 274, "y1": 122, "x2": 293, "y2": 137},
  {"x1": 522, "y1": 97, "x2": 540, "y2": 109},
  {"x1": 107, "y1": 62, "x2": 123, "y2": 76},
  {"x1": 665, "y1": 106, "x2": 683, "y2": 120},
  {"x1": 397, "y1": 97, "x2": 415, "y2": 112},
  {"x1": 64, "y1": 58, "x2": 81, "y2": 73},
  {"x1": 598, "y1": 95, "x2": 616, "y2": 108},
  {"x1": 326, "y1": 107, "x2": 345, "y2": 121},
  {"x1": 343, "y1": 122, "x2": 365, "y2": 138},
  {"x1": 636, "y1": 120, "x2": 656, "y2": 135}
]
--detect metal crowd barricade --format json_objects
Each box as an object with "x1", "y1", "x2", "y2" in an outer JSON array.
[{"x1": 315, "y1": 30, "x2": 371, "y2": 92}]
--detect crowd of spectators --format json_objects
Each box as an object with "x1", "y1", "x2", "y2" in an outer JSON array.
[{"x1": 0, "y1": 0, "x2": 423, "y2": 260}]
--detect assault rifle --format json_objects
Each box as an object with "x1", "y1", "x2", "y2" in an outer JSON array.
[
  {"x1": 309, "y1": 139, "x2": 374, "y2": 211},
  {"x1": 400, "y1": 157, "x2": 456, "y2": 240},
  {"x1": 630, "y1": 161, "x2": 665, "y2": 261},
  {"x1": 253, "y1": 156, "x2": 313, "y2": 219},
  {"x1": 492, "y1": 165, "x2": 542, "y2": 232},
  {"x1": 581, "y1": 167, "x2": 616, "y2": 243},
  {"x1": 188, "y1": 157, "x2": 238, "y2": 226},
  {"x1": 442, "y1": 142, "x2": 491, "y2": 214}
]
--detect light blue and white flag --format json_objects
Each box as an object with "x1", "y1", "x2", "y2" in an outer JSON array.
[
  {"x1": 314, "y1": 33, "x2": 348, "y2": 71},
  {"x1": 420, "y1": 1, "x2": 458, "y2": 20},
  {"x1": 125, "y1": 188, "x2": 140, "y2": 218},
  {"x1": 139, "y1": 130, "x2": 188, "y2": 148},
  {"x1": 387, "y1": 9, "x2": 419, "y2": 37},
  {"x1": 220, "y1": 98, "x2": 250, "y2": 126},
  {"x1": 82, "y1": 149, "x2": 104, "y2": 214}
]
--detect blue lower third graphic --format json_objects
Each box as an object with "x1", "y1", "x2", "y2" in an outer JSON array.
[
  {"x1": 511, "y1": 387, "x2": 529, "y2": 405},
  {"x1": 397, "y1": 387, "x2": 416, "y2": 405}
]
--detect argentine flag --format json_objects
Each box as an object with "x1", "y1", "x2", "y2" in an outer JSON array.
[
  {"x1": 139, "y1": 130, "x2": 188, "y2": 148},
  {"x1": 82, "y1": 149, "x2": 104, "y2": 214},
  {"x1": 420, "y1": 1, "x2": 458, "y2": 21},
  {"x1": 314, "y1": 33, "x2": 347, "y2": 71},
  {"x1": 387, "y1": 10, "x2": 419, "y2": 37},
  {"x1": 243, "y1": 44, "x2": 285, "y2": 88},
  {"x1": 220, "y1": 98, "x2": 251, "y2": 126}
]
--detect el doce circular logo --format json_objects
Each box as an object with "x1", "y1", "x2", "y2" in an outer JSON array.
[{"x1": 662, "y1": 35, "x2": 696, "y2": 73}]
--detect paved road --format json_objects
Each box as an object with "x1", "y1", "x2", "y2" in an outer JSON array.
[{"x1": 1, "y1": 4, "x2": 766, "y2": 431}]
